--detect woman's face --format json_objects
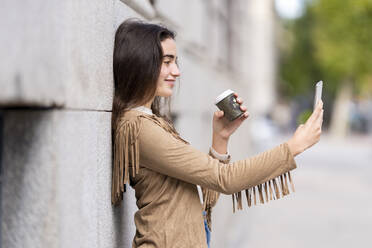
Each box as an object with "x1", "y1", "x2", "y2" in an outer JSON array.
[{"x1": 155, "y1": 38, "x2": 180, "y2": 97}]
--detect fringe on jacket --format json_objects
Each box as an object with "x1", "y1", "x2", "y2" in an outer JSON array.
[
  {"x1": 111, "y1": 114, "x2": 189, "y2": 205},
  {"x1": 231, "y1": 171, "x2": 295, "y2": 213}
]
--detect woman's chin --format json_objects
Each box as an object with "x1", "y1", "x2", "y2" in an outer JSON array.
[{"x1": 158, "y1": 89, "x2": 173, "y2": 97}]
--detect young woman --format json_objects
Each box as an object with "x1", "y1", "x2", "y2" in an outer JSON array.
[{"x1": 111, "y1": 19, "x2": 323, "y2": 248}]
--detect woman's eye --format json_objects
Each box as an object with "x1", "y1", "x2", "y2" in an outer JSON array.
[{"x1": 164, "y1": 61, "x2": 171, "y2": 65}]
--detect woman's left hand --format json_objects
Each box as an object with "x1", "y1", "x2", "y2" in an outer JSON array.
[{"x1": 212, "y1": 92, "x2": 249, "y2": 141}]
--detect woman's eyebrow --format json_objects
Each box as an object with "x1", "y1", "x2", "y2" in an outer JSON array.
[{"x1": 163, "y1": 54, "x2": 176, "y2": 59}]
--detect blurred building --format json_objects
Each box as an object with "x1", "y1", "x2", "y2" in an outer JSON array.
[{"x1": 0, "y1": 0, "x2": 277, "y2": 247}]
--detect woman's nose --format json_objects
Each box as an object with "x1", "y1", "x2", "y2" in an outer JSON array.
[{"x1": 171, "y1": 64, "x2": 180, "y2": 77}]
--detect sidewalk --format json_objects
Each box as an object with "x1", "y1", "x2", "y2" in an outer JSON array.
[{"x1": 211, "y1": 133, "x2": 372, "y2": 248}]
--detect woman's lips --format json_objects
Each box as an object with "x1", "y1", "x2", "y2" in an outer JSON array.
[{"x1": 166, "y1": 80, "x2": 175, "y2": 86}]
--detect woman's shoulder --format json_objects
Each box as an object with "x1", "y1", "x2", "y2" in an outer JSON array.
[
  {"x1": 116, "y1": 110, "x2": 165, "y2": 137},
  {"x1": 119, "y1": 110, "x2": 189, "y2": 144}
]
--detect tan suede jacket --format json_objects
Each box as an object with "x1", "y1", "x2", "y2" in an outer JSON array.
[{"x1": 111, "y1": 109, "x2": 297, "y2": 248}]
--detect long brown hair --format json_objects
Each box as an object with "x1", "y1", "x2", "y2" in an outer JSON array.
[{"x1": 112, "y1": 18, "x2": 176, "y2": 133}]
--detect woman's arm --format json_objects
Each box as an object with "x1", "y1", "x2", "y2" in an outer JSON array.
[
  {"x1": 112, "y1": 100, "x2": 323, "y2": 208},
  {"x1": 137, "y1": 100, "x2": 323, "y2": 194},
  {"x1": 138, "y1": 117, "x2": 296, "y2": 194}
]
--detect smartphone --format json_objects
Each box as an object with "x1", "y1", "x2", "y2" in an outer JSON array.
[{"x1": 313, "y1": 80, "x2": 323, "y2": 110}]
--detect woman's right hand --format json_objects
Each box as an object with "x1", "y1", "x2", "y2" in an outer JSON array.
[{"x1": 287, "y1": 100, "x2": 324, "y2": 157}]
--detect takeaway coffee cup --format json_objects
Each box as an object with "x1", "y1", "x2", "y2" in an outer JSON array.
[{"x1": 215, "y1": 89, "x2": 244, "y2": 121}]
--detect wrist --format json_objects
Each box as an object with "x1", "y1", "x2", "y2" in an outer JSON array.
[
  {"x1": 212, "y1": 134, "x2": 229, "y2": 154},
  {"x1": 286, "y1": 139, "x2": 302, "y2": 157},
  {"x1": 212, "y1": 132, "x2": 229, "y2": 142}
]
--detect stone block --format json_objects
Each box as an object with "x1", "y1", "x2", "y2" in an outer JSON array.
[
  {"x1": 1, "y1": 110, "x2": 137, "y2": 248},
  {"x1": 0, "y1": 0, "x2": 146, "y2": 111}
]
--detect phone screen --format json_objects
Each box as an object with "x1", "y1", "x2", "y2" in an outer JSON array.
[{"x1": 314, "y1": 81, "x2": 323, "y2": 110}]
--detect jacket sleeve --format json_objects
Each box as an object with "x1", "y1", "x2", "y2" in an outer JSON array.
[
  {"x1": 201, "y1": 148, "x2": 230, "y2": 210},
  {"x1": 137, "y1": 116, "x2": 297, "y2": 210},
  {"x1": 201, "y1": 148, "x2": 231, "y2": 230}
]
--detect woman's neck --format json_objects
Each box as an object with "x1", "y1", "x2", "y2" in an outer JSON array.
[
  {"x1": 144, "y1": 102, "x2": 152, "y2": 109},
  {"x1": 144, "y1": 97, "x2": 154, "y2": 109}
]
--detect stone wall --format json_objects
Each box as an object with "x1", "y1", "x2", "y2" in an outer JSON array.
[{"x1": 1, "y1": 1, "x2": 276, "y2": 247}]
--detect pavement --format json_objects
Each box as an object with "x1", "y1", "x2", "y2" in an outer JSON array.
[{"x1": 210, "y1": 133, "x2": 372, "y2": 248}]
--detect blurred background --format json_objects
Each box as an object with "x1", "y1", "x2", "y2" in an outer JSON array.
[{"x1": 1, "y1": 0, "x2": 371, "y2": 247}]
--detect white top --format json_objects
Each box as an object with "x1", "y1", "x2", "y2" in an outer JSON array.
[
  {"x1": 132, "y1": 105, "x2": 153, "y2": 115},
  {"x1": 215, "y1": 89, "x2": 234, "y2": 105}
]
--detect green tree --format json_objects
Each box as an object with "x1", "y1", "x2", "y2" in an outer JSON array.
[
  {"x1": 278, "y1": 8, "x2": 322, "y2": 99},
  {"x1": 312, "y1": 0, "x2": 372, "y2": 91},
  {"x1": 279, "y1": 0, "x2": 372, "y2": 136}
]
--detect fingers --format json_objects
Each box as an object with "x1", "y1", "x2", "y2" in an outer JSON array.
[
  {"x1": 233, "y1": 93, "x2": 243, "y2": 104},
  {"x1": 317, "y1": 109, "x2": 324, "y2": 131},
  {"x1": 214, "y1": 110, "x2": 224, "y2": 119},
  {"x1": 317, "y1": 99, "x2": 324, "y2": 109},
  {"x1": 233, "y1": 94, "x2": 246, "y2": 112},
  {"x1": 241, "y1": 111, "x2": 250, "y2": 118},
  {"x1": 313, "y1": 102, "x2": 324, "y2": 126},
  {"x1": 232, "y1": 112, "x2": 249, "y2": 127},
  {"x1": 306, "y1": 100, "x2": 323, "y2": 125},
  {"x1": 315, "y1": 99, "x2": 323, "y2": 109}
]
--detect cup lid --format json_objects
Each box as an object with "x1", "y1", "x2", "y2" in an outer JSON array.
[{"x1": 215, "y1": 89, "x2": 234, "y2": 104}]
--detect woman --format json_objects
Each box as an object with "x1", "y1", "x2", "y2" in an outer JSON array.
[{"x1": 111, "y1": 19, "x2": 323, "y2": 248}]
